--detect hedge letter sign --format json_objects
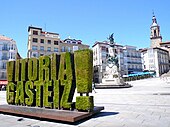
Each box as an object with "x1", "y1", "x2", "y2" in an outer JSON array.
[{"x1": 6, "y1": 49, "x2": 94, "y2": 111}]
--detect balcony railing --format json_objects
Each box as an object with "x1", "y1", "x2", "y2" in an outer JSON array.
[
  {"x1": 1, "y1": 57, "x2": 8, "y2": 60},
  {"x1": 2, "y1": 48, "x2": 9, "y2": 51}
]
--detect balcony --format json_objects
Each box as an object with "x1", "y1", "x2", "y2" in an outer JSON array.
[
  {"x1": 127, "y1": 61, "x2": 142, "y2": 64},
  {"x1": 1, "y1": 57, "x2": 8, "y2": 60},
  {"x1": 0, "y1": 66, "x2": 6, "y2": 69},
  {"x1": 2, "y1": 48, "x2": 9, "y2": 51}
]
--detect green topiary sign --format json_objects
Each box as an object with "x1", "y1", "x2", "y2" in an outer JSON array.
[{"x1": 6, "y1": 49, "x2": 94, "y2": 111}]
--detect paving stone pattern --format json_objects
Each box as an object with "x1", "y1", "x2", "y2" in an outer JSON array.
[{"x1": 0, "y1": 78, "x2": 170, "y2": 127}]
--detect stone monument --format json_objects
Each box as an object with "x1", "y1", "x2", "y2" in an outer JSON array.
[{"x1": 96, "y1": 34, "x2": 131, "y2": 88}]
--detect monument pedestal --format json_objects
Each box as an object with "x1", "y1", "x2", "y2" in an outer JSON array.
[
  {"x1": 96, "y1": 77, "x2": 131, "y2": 89},
  {"x1": 96, "y1": 66, "x2": 132, "y2": 89}
]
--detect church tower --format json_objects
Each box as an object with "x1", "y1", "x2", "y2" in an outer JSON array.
[{"x1": 150, "y1": 14, "x2": 162, "y2": 47}]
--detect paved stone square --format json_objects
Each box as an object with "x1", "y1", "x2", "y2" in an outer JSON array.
[{"x1": 0, "y1": 78, "x2": 170, "y2": 127}]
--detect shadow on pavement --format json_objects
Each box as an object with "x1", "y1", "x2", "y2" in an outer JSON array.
[
  {"x1": 92, "y1": 111, "x2": 119, "y2": 118},
  {"x1": 73, "y1": 111, "x2": 119, "y2": 125}
]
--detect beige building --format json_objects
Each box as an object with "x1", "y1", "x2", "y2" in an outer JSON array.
[
  {"x1": 0, "y1": 35, "x2": 18, "y2": 89},
  {"x1": 92, "y1": 41, "x2": 142, "y2": 83},
  {"x1": 27, "y1": 26, "x2": 89, "y2": 58},
  {"x1": 141, "y1": 14, "x2": 170, "y2": 77},
  {"x1": 141, "y1": 47, "x2": 169, "y2": 77}
]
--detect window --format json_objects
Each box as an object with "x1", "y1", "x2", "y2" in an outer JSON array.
[
  {"x1": 2, "y1": 62, "x2": 6, "y2": 69},
  {"x1": 61, "y1": 46, "x2": 65, "y2": 52},
  {"x1": 32, "y1": 53, "x2": 37, "y2": 57},
  {"x1": 48, "y1": 40, "x2": 51, "y2": 44},
  {"x1": 1, "y1": 72, "x2": 5, "y2": 78},
  {"x1": 47, "y1": 47, "x2": 51, "y2": 51},
  {"x1": 54, "y1": 48, "x2": 58, "y2": 52},
  {"x1": 73, "y1": 46, "x2": 78, "y2": 52},
  {"x1": 33, "y1": 38, "x2": 38, "y2": 43},
  {"x1": 40, "y1": 46, "x2": 44, "y2": 51},
  {"x1": 33, "y1": 30, "x2": 38, "y2": 35},
  {"x1": 41, "y1": 39, "x2": 44, "y2": 43},
  {"x1": 2, "y1": 52, "x2": 8, "y2": 60},
  {"x1": 67, "y1": 47, "x2": 71, "y2": 52},
  {"x1": 32, "y1": 45, "x2": 38, "y2": 50},
  {"x1": 106, "y1": 48, "x2": 108, "y2": 52},
  {"x1": 54, "y1": 41, "x2": 58, "y2": 45},
  {"x1": 2, "y1": 43, "x2": 8, "y2": 50},
  {"x1": 154, "y1": 30, "x2": 156, "y2": 37}
]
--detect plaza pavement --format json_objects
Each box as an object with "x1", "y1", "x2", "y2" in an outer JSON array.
[{"x1": 0, "y1": 77, "x2": 170, "y2": 127}]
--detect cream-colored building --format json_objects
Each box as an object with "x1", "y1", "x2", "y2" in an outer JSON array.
[
  {"x1": 0, "y1": 35, "x2": 18, "y2": 89},
  {"x1": 141, "y1": 47, "x2": 169, "y2": 77},
  {"x1": 92, "y1": 41, "x2": 142, "y2": 83},
  {"x1": 141, "y1": 14, "x2": 170, "y2": 77},
  {"x1": 27, "y1": 26, "x2": 89, "y2": 58}
]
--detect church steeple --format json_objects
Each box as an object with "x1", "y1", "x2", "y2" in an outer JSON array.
[{"x1": 150, "y1": 13, "x2": 162, "y2": 47}]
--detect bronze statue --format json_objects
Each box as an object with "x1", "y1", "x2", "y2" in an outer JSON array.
[
  {"x1": 106, "y1": 33, "x2": 119, "y2": 68},
  {"x1": 108, "y1": 33, "x2": 114, "y2": 44}
]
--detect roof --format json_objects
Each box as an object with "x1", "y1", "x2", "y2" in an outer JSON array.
[
  {"x1": 92, "y1": 41, "x2": 123, "y2": 48},
  {"x1": 139, "y1": 48, "x2": 148, "y2": 52},
  {"x1": 92, "y1": 41, "x2": 109, "y2": 47},
  {"x1": 28, "y1": 26, "x2": 59, "y2": 35},
  {"x1": 140, "y1": 47, "x2": 169, "y2": 53},
  {"x1": 160, "y1": 41, "x2": 170, "y2": 45},
  {"x1": 0, "y1": 35, "x2": 13, "y2": 41},
  {"x1": 63, "y1": 38, "x2": 82, "y2": 42},
  {"x1": 46, "y1": 32, "x2": 59, "y2": 35},
  {"x1": 28, "y1": 26, "x2": 42, "y2": 32}
]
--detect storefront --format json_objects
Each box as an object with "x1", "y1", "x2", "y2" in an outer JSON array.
[{"x1": 0, "y1": 80, "x2": 8, "y2": 90}]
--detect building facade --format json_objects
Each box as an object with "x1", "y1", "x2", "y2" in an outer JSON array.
[
  {"x1": 27, "y1": 26, "x2": 89, "y2": 58},
  {"x1": 141, "y1": 47, "x2": 169, "y2": 77},
  {"x1": 141, "y1": 14, "x2": 170, "y2": 77},
  {"x1": 122, "y1": 45, "x2": 142, "y2": 75},
  {"x1": 0, "y1": 35, "x2": 18, "y2": 89},
  {"x1": 92, "y1": 41, "x2": 142, "y2": 83}
]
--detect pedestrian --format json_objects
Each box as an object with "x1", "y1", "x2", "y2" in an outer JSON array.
[{"x1": 92, "y1": 82, "x2": 97, "y2": 93}]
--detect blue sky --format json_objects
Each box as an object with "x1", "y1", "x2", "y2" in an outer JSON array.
[{"x1": 0, "y1": 0, "x2": 170, "y2": 58}]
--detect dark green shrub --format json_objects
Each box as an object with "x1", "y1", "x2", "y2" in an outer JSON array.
[
  {"x1": 51, "y1": 54, "x2": 59, "y2": 80},
  {"x1": 28, "y1": 58, "x2": 38, "y2": 81},
  {"x1": 53, "y1": 80, "x2": 60, "y2": 109},
  {"x1": 15, "y1": 81, "x2": 24, "y2": 105},
  {"x1": 39, "y1": 56, "x2": 51, "y2": 81},
  {"x1": 20, "y1": 59, "x2": 28, "y2": 81},
  {"x1": 25, "y1": 81, "x2": 34, "y2": 106},
  {"x1": 34, "y1": 80, "x2": 43, "y2": 107},
  {"x1": 59, "y1": 52, "x2": 75, "y2": 109},
  {"x1": 76, "y1": 96, "x2": 94, "y2": 111},
  {"x1": 6, "y1": 61, "x2": 15, "y2": 81},
  {"x1": 6, "y1": 82, "x2": 15, "y2": 104},
  {"x1": 15, "y1": 60, "x2": 20, "y2": 82},
  {"x1": 74, "y1": 49, "x2": 93, "y2": 93},
  {"x1": 43, "y1": 80, "x2": 52, "y2": 108}
]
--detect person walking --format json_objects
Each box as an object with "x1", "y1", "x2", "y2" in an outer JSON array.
[{"x1": 92, "y1": 82, "x2": 97, "y2": 93}]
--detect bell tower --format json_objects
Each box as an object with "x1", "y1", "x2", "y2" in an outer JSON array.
[{"x1": 150, "y1": 13, "x2": 162, "y2": 47}]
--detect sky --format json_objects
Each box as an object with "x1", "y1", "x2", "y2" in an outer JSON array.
[{"x1": 0, "y1": 0, "x2": 170, "y2": 58}]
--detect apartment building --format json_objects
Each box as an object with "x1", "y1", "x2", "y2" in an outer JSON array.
[
  {"x1": 140, "y1": 14, "x2": 170, "y2": 77},
  {"x1": 123, "y1": 45, "x2": 142, "y2": 75},
  {"x1": 141, "y1": 47, "x2": 169, "y2": 77},
  {"x1": 27, "y1": 26, "x2": 89, "y2": 58},
  {"x1": 0, "y1": 35, "x2": 18, "y2": 89}
]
